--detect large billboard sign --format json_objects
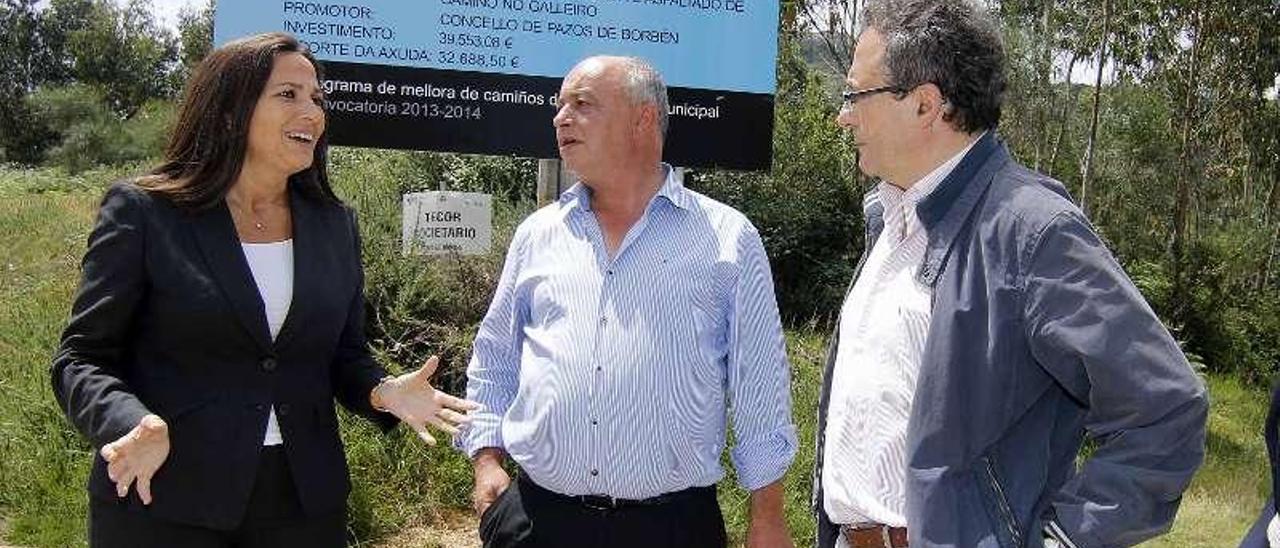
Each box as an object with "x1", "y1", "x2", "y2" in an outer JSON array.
[{"x1": 214, "y1": 0, "x2": 780, "y2": 170}]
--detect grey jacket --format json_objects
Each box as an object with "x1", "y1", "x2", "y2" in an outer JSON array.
[{"x1": 813, "y1": 133, "x2": 1208, "y2": 547}]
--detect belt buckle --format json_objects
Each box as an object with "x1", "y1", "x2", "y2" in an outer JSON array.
[
  {"x1": 877, "y1": 526, "x2": 893, "y2": 548},
  {"x1": 582, "y1": 494, "x2": 617, "y2": 511}
]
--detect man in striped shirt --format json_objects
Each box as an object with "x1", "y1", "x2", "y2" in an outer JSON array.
[
  {"x1": 457, "y1": 55, "x2": 798, "y2": 548},
  {"x1": 814, "y1": 1, "x2": 1207, "y2": 547}
]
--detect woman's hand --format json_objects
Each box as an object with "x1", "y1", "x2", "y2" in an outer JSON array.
[
  {"x1": 372, "y1": 356, "x2": 481, "y2": 445},
  {"x1": 101, "y1": 414, "x2": 170, "y2": 505}
]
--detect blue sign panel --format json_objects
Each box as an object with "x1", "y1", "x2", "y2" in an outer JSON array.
[{"x1": 215, "y1": 0, "x2": 780, "y2": 169}]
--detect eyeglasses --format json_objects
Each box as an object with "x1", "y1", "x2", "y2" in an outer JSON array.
[{"x1": 840, "y1": 85, "x2": 907, "y2": 110}]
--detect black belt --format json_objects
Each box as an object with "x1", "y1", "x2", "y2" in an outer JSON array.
[{"x1": 517, "y1": 473, "x2": 714, "y2": 510}]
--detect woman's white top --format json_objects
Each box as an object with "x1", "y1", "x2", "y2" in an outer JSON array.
[{"x1": 241, "y1": 240, "x2": 294, "y2": 446}]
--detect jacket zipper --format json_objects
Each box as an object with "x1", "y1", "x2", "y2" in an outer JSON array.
[{"x1": 981, "y1": 456, "x2": 1023, "y2": 548}]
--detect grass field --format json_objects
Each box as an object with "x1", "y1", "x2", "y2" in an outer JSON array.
[{"x1": 0, "y1": 164, "x2": 1269, "y2": 547}]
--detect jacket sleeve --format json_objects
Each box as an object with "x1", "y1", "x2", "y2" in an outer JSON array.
[
  {"x1": 50, "y1": 182, "x2": 153, "y2": 449},
  {"x1": 330, "y1": 207, "x2": 397, "y2": 431},
  {"x1": 1022, "y1": 210, "x2": 1208, "y2": 547}
]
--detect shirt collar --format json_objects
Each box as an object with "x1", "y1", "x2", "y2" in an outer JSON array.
[
  {"x1": 877, "y1": 131, "x2": 987, "y2": 212},
  {"x1": 560, "y1": 163, "x2": 691, "y2": 213}
]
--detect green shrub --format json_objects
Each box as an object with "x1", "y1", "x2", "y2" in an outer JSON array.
[
  {"x1": 25, "y1": 85, "x2": 172, "y2": 174},
  {"x1": 120, "y1": 100, "x2": 175, "y2": 159},
  {"x1": 322, "y1": 148, "x2": 534, "y2": 538},
  {"x1": 0, "y1": 100, "x2": 60, "y2": 165},
  {"x1": 1178, "y1": 231, "x2": 1280, "y2": 384},
  {"x1": 329, "y1": 148, "x2": 533, "y2": 393},
  {"x1": 1131, "y1": 228, "x2": 1280, "y2": 385}
]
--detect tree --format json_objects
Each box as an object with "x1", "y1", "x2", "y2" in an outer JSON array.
[
  {"x1": 1077, "y1": 0, "x2": 1111, "y2": 216},
  {"x1": 1045, "y1": 52, "x2": 1081, "y2": 178},
  {"x1": 58, "y1": 0, "x2": 180, "y2": 117},
  {"x1": 0, "y1": 0, "x2": 58, "y2": 162},
  {"x1": 1, "y1": 0, "x2": 182, "y2": 164},
  {"x1": 176, "y1": 0, "x2": 213, "y2": 79},
  {"x1": 789, "y1": 0, "x2": 857, "y2": 76}
]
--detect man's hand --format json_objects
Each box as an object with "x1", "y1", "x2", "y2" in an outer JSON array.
[
  {"x1": 101, "y1": 414, "x2": 170, "y2": 505},
  {"x1": 747, "y1": 520, "x2": 795, "y2": 548},
  {"x1": 472, "y1": 447, "x2": 512, "y2": 517},
  {"x1": 746, "y1": 481, "x2": 794, "y2": 548},
  {"x1": 371, "y1": 355, "x2": 481, "y2": 445}
]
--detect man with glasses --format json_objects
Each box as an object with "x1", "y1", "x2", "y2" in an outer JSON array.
[{"x1": 813, "y1": 1, "x2": 1208, "y2": 547}]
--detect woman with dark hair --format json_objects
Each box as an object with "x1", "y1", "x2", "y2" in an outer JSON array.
[{"x1": 50, "y1": 32, "x2": 477, "y2": 547}]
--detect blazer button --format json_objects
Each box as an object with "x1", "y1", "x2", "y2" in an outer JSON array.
[{"x1": 260, "y1": 357, "x2": 277, "y2": 372}]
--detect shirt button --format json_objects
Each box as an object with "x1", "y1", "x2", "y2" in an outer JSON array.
[
  {"x1": 606, "y1": 270, "x2": 614, "y2": 276},
  {"x1": 590, "y1": 469, "x2": 599, "y2": 476},
  {"x1": 596, "y1": 366, "x2": 602, "y2": 372},
  {"x1": 599, "y1": 317, "x2": 607, "y2": 326},
  {"x1": 260, "y1": 357, "x2": 277, "y2": 372},
  {"x1": 591, "y1": 419, "x2": 598, "y2": 426}
]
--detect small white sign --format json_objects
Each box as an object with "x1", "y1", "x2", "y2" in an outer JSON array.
[{"x1": 402, "y1": 191, "x2": 492, "y2": 255}]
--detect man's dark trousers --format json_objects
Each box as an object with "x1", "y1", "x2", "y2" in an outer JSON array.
[{"x1": 480, "y1": 474, "x2": 727, "y2": 548}]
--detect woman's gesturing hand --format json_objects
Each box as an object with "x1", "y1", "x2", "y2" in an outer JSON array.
[
  {"x1": 372, "y1": 355, "x2": 482, "y2": 445},
  {"x1": 101, "y1": 414, "x2": 170, "y2": 505}
]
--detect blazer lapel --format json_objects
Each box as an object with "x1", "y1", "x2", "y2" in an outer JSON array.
[
  {"x1": 189, "y1": 202, "x2": 273, "y2": 352},
  {"x1": 270, "y1": 187, "x2": 317, "y2": 350}
]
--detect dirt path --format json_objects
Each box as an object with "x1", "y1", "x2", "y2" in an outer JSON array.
[
  {"x1": 0, "y1": 516, "x2": 15, "y2": 548},
  {"x1": 372, "y1": 508, "x2": 480, "y2": 548},
  {"x1": 0, "y1": 510, "x2": 478, "y2": 548}
]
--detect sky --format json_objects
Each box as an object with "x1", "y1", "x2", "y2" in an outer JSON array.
[
  {"x1": 34, "y1": 0, "x2": 203, "y2": 30},
  {"x1": 148, "y1": 0, "x2": 201, "y2": 29}
]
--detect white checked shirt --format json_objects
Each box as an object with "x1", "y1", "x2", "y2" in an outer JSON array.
[{"x1": 822, "y1": 135, "x2": 983, "y2": 532}]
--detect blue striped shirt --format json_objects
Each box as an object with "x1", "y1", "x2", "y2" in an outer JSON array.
[{"x1": 458, "y1": 165, "x2": 797, "y2": 499}]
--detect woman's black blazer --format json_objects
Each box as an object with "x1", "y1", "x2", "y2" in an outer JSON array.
[{"x1": 51, "y1": 180, "x2": 397, "y2": 530}]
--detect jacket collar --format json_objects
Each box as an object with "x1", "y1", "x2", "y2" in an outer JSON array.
[{"x1": 861, "y1": 132, "x2": 1010, "y2": 287}]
